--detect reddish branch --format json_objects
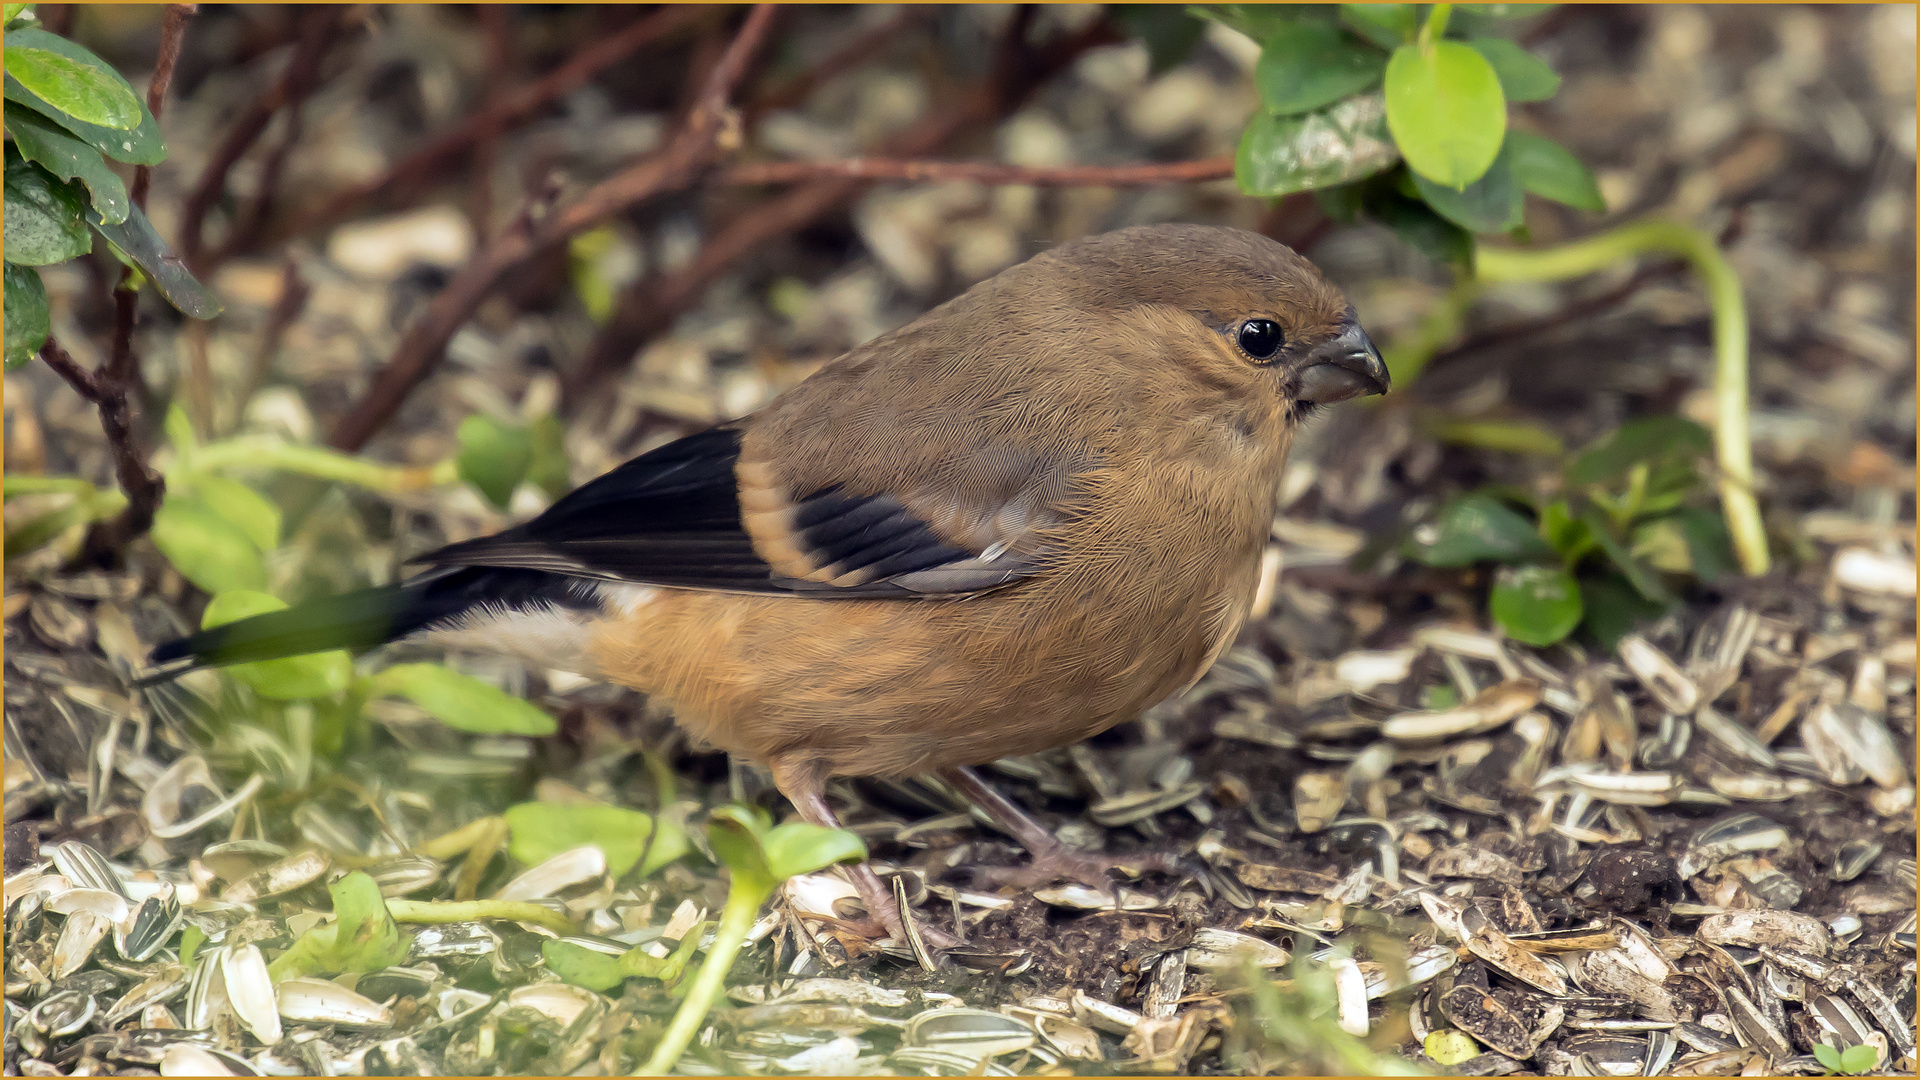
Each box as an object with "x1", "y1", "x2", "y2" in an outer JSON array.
[
  {"x1": 327, "y1": 5, "x2": 781, "y2": 453},
  {"x1": 744, "y1": 6, "x2": 927, "y2": 121},
  {"x1": 128, "y1": 4, "x2": 195, "y2": 210},
  {"x1": 43, "y1": 339, "x2": 167, "y2": 557},
  {"x1": 279, "y1": 5, "x2": 714, "y2": 248},
  {"x1": 720, "y1": 155, "x2": 1234, "y2": 188}
]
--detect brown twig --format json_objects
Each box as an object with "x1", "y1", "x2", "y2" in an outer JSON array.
[
  {"x1": 179, "y1": 6, "x2": 347, "y2": 274},
  {"x1": 326, "y1": 5, "x2": 782, "y2": 453},
  {"x1": 278, "y1": 4, "x2": 714, "y2": 248},
  {"x1": 719, "y1": 155, "x2": 1235, "y2": 188},
  {"x1": 562, "y1": 10, "x2": 1125, "y2": 407},
  {"x1": 128, "y1": 4, "x2": 195, "y2": 211},
  {"x1": 744, "y1": 6, "x2": 927, "y2": 121},
  {"x1": 42, "y1": 338, "x2": 166, "y2": 554}
]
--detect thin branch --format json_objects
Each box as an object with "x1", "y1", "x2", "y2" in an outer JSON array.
[
  {"x1": 326, "y1": 5, "x2": 782, "y2": 453},
  {"x1": 719, "y1": 154, "x2": 1234, "y2": 188},
  {"x1": 744, "y1": 6, "x2": 927, "y2": 121},
  {"x1": 278, "y1": 4, "x2": 714, "y2": 247},
  {"x1": 128, "y1": 4, "x2": 195, "y2": 211},
  {"x1": 42, "y1": 337, "x2": 166, "y2": 556}
]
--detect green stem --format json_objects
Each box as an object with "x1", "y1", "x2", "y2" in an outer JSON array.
[
  {"x1": 178, "y1": 437, "x2": 458, "y2": 494},
  {"x1": 1419, "y1": 3, "x2": 1453, "y2": 48},
  {"x1": 384, "y1": 898, "x2": 574, "y2": 935},
  {"x1": 1473, "y1": 218, "x2": 1767, "y2": 576},
  {"x1": 636, "y1": 883, "x2": 768, "y2": 1076}
]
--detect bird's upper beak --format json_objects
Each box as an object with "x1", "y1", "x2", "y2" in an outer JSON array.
[{"x1": 1295, "y1": 322, "x2": 1390, "y2": 405}]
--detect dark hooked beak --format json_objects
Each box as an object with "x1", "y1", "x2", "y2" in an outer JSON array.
[{"x1": 1295, "y1": 322, "x2": 1390, "y2": 405}]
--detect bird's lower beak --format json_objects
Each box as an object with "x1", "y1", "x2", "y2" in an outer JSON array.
[{"x1": 1295, "y1": 323, "x2": 1390, "y2": 404}]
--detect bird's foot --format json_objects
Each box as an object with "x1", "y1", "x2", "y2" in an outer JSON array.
[
  {"x1": 972, "y1": 843, "x2": 1179, "y2": 892},
  {"x1": 843, "y1": 862, "x2": 963, "y2": 950}
]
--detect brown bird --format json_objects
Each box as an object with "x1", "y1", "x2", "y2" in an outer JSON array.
[{"x1": 148, "y1": 223, "x2": 1389, "y2": 943}]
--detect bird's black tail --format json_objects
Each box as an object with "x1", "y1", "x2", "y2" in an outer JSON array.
[{"x1": 140, "y1": 566, "x2": 589, "y2": 684}]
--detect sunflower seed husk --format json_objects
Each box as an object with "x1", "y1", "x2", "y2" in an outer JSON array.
[
  {"x1": 1032, "y1": 883, "x2": 1159, "y2": 911},
  {"x1": 26, "y1": 989, "x2": 96, "y2": 1038},
  {"x1": 1618, "y1": 636, "x2": 1700, "y2": 714},
  {"x1": 1698, "y1": 910, "x2": 1833, "y2": 956},
  {"x1": 493, "y1": 845, "x2": 607, "y2": 902},
  {"x1": 49, "y1": 842, "x2": 125, "y2": 899},
  {"x1": 1801, "y1": 700, "x2": 1908, "y2": 789},
  {"x1": 221, "y1": 850, "x2": 330, "y2": 905},
  {"x1": 275, "y1": 976, "x2": 394, "y2": 1028},
  {"x1": 116, "y1": 882, "x2": 183, "y2": 962},
  {"x1": 1382, "y1": 680, "x2": 1540, "y2": 741},
  {"x1": 1692, "y1": 705, "x2": 1777, "y2": 768},
  {"x1": 903, "y1": 1008, "x2": 1036, "y2": 1057},
  {"x1": 53, "y1": 909, "x2": 111, "y2": 979},
  {"x1": 1724, "y1": 985, "x2": 1792, "y2": 1061},
  {"x1": 1186, "y1": 927, "x2": 1290, "y2": 971}
]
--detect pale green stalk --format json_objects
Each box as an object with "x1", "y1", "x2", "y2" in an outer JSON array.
[
  {"x1": 634, "y1": 882, "x2": 767, "y2": 1076},
  {"x1": 180, "y1": 437, "x2": 459, "y2": 494}
]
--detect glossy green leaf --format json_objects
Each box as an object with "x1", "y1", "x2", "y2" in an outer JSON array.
[
  {"x1": 1339, "y1": 3, "x2": 1415, "y2": 47},
  {"x1": 186, "y1": 473, "x2": 281, "y2": 551},
  {"x1": 1187, "y1": 4, "x2": 1306, "y2": 45},
  {"x1": 6, "y1": 104, "x2": 128, "y2": 223},
  {"x1": 202, "y1": 591, "x2": 353, "y2": 701},
  {"x1": 1114, "y1": 5, "x2": 1206, "y2": 74},
  {"x1": 1464, "y1": 38, "x2": 1559, "y2": 101},
  {"x1": 1489, "y1": 564, "x2": 1582, "y2": 645},
  {"x1": 366, "y1": 662, "x2": 558, "y2": 737},
  {"x1": 3, "y1": 156, "x2": 90, "y2": 265},
  {"x1": 1669, "y1": 507, "x2": 1737, "y2": 583},
  {"x1": 1579, "y1": 507, "x2": 1672, "y2": 603},
  {"x1": 504, "y1": 800, "x2": 690, "y2": 878},
  {"x1": 1384, "y1": 40, "x2": 1506, "y2": 189},
  {"x1": 4, "y1": 5, "x2": 36, "y2": 25},
  {"x1": 1565, "y1": 416, "x2": 1712, "y2": 487},
  {"x1": 761, "y1": 822, "x2": 868, "y2": 882},
  {"x1": 5, "y1": 73, "x2": 164, "y2": 164},
  {"x1": 1505, "y1": 130, "x2": 1605, "y2": 211},
  {"x1": 707, "y1": 804, "x2": 777, "y2": 895},
  {"x1": 1236, "y1": 93, "x2": 1400, "y2": 197},
  {"x1": 267, "y1": 872, "x2": 410, "y2": 982},
  {"x1": 1577, "y1": 572, "x2": 1669, "y2": 650},
  {"x1": 527, "y1": 414, "x2": 572, "y2": 499},
  {"x1": 4, "y1": 261, "x2": 49, "y2": 367},
  {"x1": 1537, "y1": 499, "x2": 1593, "y2": 563},
  {"x1": 1413, "y1": 145, "x2": 1521, "y2": 232},
  {"x1": 88, "y1": 203, "x2": 224, "y2": 318},
  {"x1": 1813, "y1": 1043, "x2": 1843, "y2": 1072},
  {"x1": 151, "y1": 496, "x2": 269, "y2": 594},
  {"x1": 1405, "y1": 492, "x2": 1552, "y2": 567},
  {"x1": 1364, "y1": 178, "x2": 1474, "y2": 264},
  {"x1": 3, "y1": 37, "x2": 141, "y2": 129},
  {"x1": 1256, "y1": 20, "x2": 1385, "y2": 115},
  {"x1": 1839, "y1": 1044, "x2": 1877, "y2": 1075},
  {"x1": 455, "y1": 414, "x2": 534, "y2": 510}
]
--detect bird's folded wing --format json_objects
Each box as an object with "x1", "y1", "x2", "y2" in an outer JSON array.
[{"x1": 412, "y1": 424, "x2": 1077, "y2": 598}]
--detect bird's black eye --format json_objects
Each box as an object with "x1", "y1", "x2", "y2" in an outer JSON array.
[{"x1": 1237, "y1": 318, "x2": 1284, "y2": 361}]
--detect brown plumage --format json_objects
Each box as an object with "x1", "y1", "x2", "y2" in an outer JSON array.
[{"x1": 150, "y1": 223, "x2": 1388, "y2": 944}]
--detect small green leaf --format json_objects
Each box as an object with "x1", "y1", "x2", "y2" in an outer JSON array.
[
  {"x1": 6, "y1": 104, "x2": 129, "y2": 223},
  {"x1": 1489, "y1": 563, "x2": 1582, "y2": 645},
  {"x1": 88, "y1": 203, "x2": 224, "y2": 319},
  {"x1": 1423, "y1": 1029, "x2": 1480, "y2": 1066},
  {"x1": 1187, "y1": 4, "x2": 1304, "y2": 45},
  {"x1": 4, "y1": 5, "x2": 36, "y2": 25},
  {"x1": 761, "y1": 822, "x2": 869, "y2": 882},
  {"x1": 1463, "y1": 38, "x2": 1559, "y2": 101},
  {"x1": 1339, "y1": 3, "x2": 1416, "y2": 48},
  {"x1": 503, "y1": 800, "x2": 691, "y2": 879},
  {"x1": 527, "y1": 414, "x2": 573, "y2": 500},
  {"x1": 1236, "y1": 92, "x2": 1400, "y2": 198},
  {"x1": 1505, "y1": 130, "x2": 1605, "y2": 212},
  {"x1": 178, "y1": 924, "x2": 205, "y2": 969},
  {"x1": 1406, "y1": 492, "x2": 1553, "y2": 567},
  {"x1": 184, "y1": 474, "x2": 281, "y2": 551},
  {"x1": 366, "y1": 662, "x2": 558, "y2": 737},
  {"x1": 1839, "y1": 1044, "x2": 1877, "y2": 1075},
  {"x1": 1420, "y1": 684, "x2": 1458, "y2": 710},
  {"x1": 1670, "y1": 507, "x2": 1737, "y2": 583},
  {"x1": 3, "y1": 156, "x2": 90, "y2": 264},
  {"x1": 202, "y1": 591, "x2": 353, "y2": 701},
  {"x1": 541, "y1": 939, "x2": 627, "y2": 991},
  {"x1": 3, "y1": 42, "x2": 141, "y2": 129},
  {"x1": 1577, "y1": 571, "x2": 1670, "y2": 650},
  {"x1": 1114, "y1": 5, "x2": 1206, "y2": 74},
  {"x1": 4, "y1": 261, "x2": 50, "y2": 367},
  {"x1": 267, "y1": 871, "x2": 411, "y2": 982},
  {"x1": 1365, "y1": 179, "x2": 1474, "y2": 264},
  {"x1": 5, "y1": 73, "x2": 164, "y2": 164},
  {"x1": 1256, "y1": 20, "x2": 1385, "y2": 115},
  {"x1": 1630, "y1": 516, "x2": 1693, "y2": 575},
  {"x1": 707, "y1": 804, "x2": 777, "y2": 895},
  {"x1": 151, "y1": 496, "x2": 269, "y2": 594},
  {"x1": 1413, "y1": 144, "x2": 1522, "y2": 232},
  {"x1": 455, "y1": 414, "x2": 534, "y2": 510},
  {"x1": 1456, "y1": 4, "x2": 1557, "y2": 18},
  {"x1": 1579, "y1": 507, "x2": 1672, "y2": 604},
  {"x1": 1384, "y1": 40, "x2": 1507, "y2": 189},
  {"x1": 1812, "y1": 1043, "x2": 1844, "y2": 1072},
  {"x1": 1313, "y1": 181, "x2": 1367, "y2": 223},
  {"x1": 1537, "y1": 499, "x2": 1593, "y2": 563},
  {"x1": 1565, "y1": 416, "x2": 1712, "y2": 488}
]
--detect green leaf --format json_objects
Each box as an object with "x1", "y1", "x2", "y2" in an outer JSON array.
[
  {"x1": 88, "y1": 203, "x2": 224, "y2": 319},
  {"x1": 1113, "y1": 5, "x2": 1206, "y2": 75},
  {"x1": 504, "y1": 800, "x2": 691, "y2": 879},
  {"x1": 5, "y1": 73, "x2": 164, "y2": 165},
  {"x1": 1313, "y1": 181, "x2": 1366, "y2": 223},
  {"x1": 1236, "y1": 92, "x2": 1400, "y2": 198},
  {"x1": 1565, "y1": 417, "x2": 1712, "y2": 488},
  {"x1": 184, "y1": 473, "x2": 282, "y2": 551},
  {"x1": 527, "y1": 414, "x2": 572, "y2": 500},
  {"x1": 1423, "y1": 1029, "x2": 1480, "y2": 1066},
  {"x1": 202, "y1": 591, "x2": 353, "y2": 701},
  {"x1": 1405, "y1": 492, "x2": 1553, "y2": 567},
  {"x1": 3, "y1": 40, "x2": 141, "y2": 130},
  {"x1": 1427, "y1": 417, "x2": 1563, "y2": 456},
  {"x1": 1579, "y1": 506, "x2": 1672, "y2": 603},
  {"x1": 1456, "y1": 4, "x2": 1557, "y2": 18},
  {"x1": 1413, "y1": 143, "x2": 1521, "y2": 232},
  {"x1": 1339, "y1": 4, "x2": 1416, "y2": 48},
  {"x1": 151, "y1": 496, "x2": 269, "y2": 594},
  {"x1": 1670, "y1": 507, "x2": 1737, "y2": 583},
  {"x1": 1363, "y1": 177, "x2": 1473, "y2": 264},
  {"x1": 5, "y1": 261, "x2": 50, "y2": 367},
  {"x1": 1256, "y1": 20, "x2": 1385, "y2": 115},
  {"x1": 6, "y1": 104, "x2": 128, "y2": 223},
  {"x1": 1384, "y1": 40, "x2": 1506, "y2": 189},
  {"x1": 1813, "y1": 1043, "x2": 1844, "y2": 1072},
  {"x1": 365, "y1": 662, "x2": 558, "y2": 737},
  {"x1": 455, "y1": 414, "x2": 534, "y2": 510},
  {"x1": 761, "y1": 822, "x2": 869, "y2": 882},
  {"x1": 1537, "y1": 500, "x2": 1594, "y2": 563},
  {"x1": 707, "y1": 804, "x2": 777, "y2": 895},
  {"x1": 4, "y1": 5, "x2": 35, "y2": 24},
  {"x1": 1839, "y1": 1044, "x2": 1877, "y2": 1075},
  {"x1": 1577, "y1": 571, "x2": 1670, "y2": 650},
  {"x1": 3, "y1": 156, "x2": 89, "y2": 264},
  {"x1": 541, "y1": 939, "x2": 628, "y2": 992},
  {"x1": 1463, "y1": 38, "x2": 1559, "y2": 101},
  {"x1": 1505, "y1": 130, "x2": 1605, "y2": 211},
  {"x1": 1187, "y1": 4, "x2": 1308, "y2": 45},
  {"x1": 267, "y1": 871, "x2": 411, "y2": 982},
  {"x1": 1489, "y1": 564, "x2": 1582, "y2": 645}
]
